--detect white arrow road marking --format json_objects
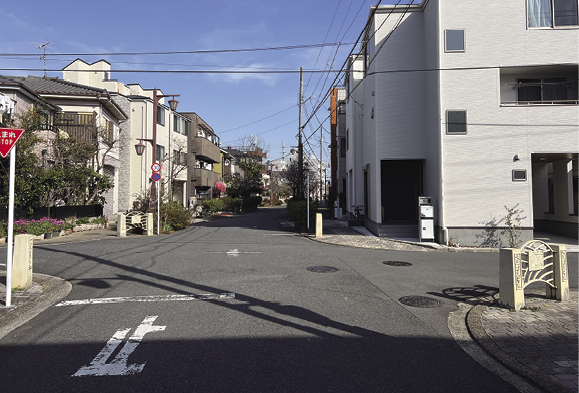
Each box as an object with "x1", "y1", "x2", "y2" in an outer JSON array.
[
  {"x1": 203, "y1": 249, "x2": 262, "y2": 257},
  {"x1": 73, "y1": 316, "x2": 166, "y2": 377},
  {"x1": 56, "y1": 293, "x2": 235, "y2": 307}
]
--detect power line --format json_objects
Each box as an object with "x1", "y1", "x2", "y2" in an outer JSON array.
[
  {"x1": 0, "y1": 67, "x2": 337, "y2": 74},
  {"x1": 0, "y1": 42, "x2": 354, "y2": 57},
  {"x1": 220, "y1": 104, "x2": 296, "y2": 134}
]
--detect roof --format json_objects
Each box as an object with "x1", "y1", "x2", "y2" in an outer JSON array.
[
  {"x1": 0, "y1": 75, "x2": 61, "y2": 112},
  {"x1": 11, "y1": 76, "x2": 107, "y2": 96}
]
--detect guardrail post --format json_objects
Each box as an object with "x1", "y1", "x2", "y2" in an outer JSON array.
[
  {"x1": 499, "y1": 248, "x2": 525, "y2": 311},
  {"x1": 13, "y1": 234, "x2": 33, "y2": 290},
  {"x1": 548, "y1": 244, "x2": 569, "y2": 301},
  {"x1": 117, "y1": 214, "x2": 126, "y2": 238}
]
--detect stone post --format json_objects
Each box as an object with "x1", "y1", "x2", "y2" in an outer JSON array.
[
  {"x1": 547, "y1": 244, "x2": 569, "y2": 301},
  {"x1": 117, "y1": 214, "x2": 126, "y2": 238},
  {"x1": 315, "y1": 213, "x2": 323, "y2": 238},
  {"x1": 499, "y1": 248, "x2": 525, "y2": 311},
  {"x1": 146, "y1": 213, "x2": 153, "y2": 236},
  {"x1": 13, "y1": 234, "x2": 33, "y2": 290}
]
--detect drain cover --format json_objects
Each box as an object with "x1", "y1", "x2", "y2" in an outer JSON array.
[
  {"x1": 398, "y1": 296, "x2": 441, "y2": 308},
  {"x1": 306, "y1": 266, "x2": 339, "y2": 273},
  {"x1": 383, "y1": 261, "x2": 412, "y2": 267}
]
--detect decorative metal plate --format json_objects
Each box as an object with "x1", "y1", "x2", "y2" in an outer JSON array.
[
  {"x1": 306, "y1": 266, "x2": 339, "y2": 273},
  {"x1": 528, "y1": 250, "x2": 544, "y2": 271},
  {"x1": 383, "y1": 261, "x2": 413, "y2": 267},
  {"x1": 398, "y1": 296, "x2": 441, "y2": 308}
]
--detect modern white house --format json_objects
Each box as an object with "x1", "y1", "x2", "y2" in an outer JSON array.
[{"x1": 343, "y1": 0, "x2": 578, "y2": 245}]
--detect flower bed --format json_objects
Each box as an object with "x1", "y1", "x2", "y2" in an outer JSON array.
[{"x1": 0, "y1": 217, "x2": 71, "y2": 237}]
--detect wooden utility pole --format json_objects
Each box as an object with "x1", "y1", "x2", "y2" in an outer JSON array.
[{"x1": 298, "y1": 66, "x2": 304, "y2": 200}]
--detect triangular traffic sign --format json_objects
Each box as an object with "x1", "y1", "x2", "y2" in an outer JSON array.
[{"x1": 0, "y1": 128, "x2": 24, "y2": 158}]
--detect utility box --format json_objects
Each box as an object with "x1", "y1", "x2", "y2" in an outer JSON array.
[{"x1": 419, "y1": 197, "x2": 434, "y2": 242}]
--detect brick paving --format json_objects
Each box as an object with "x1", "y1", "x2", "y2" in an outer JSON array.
[
  {"x1": 481, "y1": 290, "x2": 579, "y2": 391},
  {"x1": 0, "y1": 278, "x2": 44, "y2": 318}
]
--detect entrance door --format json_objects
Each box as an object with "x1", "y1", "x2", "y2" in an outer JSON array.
[{"x1": 380, "y1": 160, "x2": 423, "y2": 222}]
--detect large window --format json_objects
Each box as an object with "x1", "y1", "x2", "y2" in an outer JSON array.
[
  {"x1": 173, "y1": 115, "x2": 188, "y2": 135},
  {"x1": 528, "y1": 0, "x2": 578, "y2": 27},
  {"x1": 156, "y1": 144, "x2": 165, "y2": 161},
  {"x1": 517, "y1": 78, "x2": 569, "y2": 103}
]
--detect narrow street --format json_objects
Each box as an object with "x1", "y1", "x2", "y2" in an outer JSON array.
[{"x1": 0, "y1": 207, "x2": 573, "y2": 392}]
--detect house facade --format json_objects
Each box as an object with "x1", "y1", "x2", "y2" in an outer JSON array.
[
  {"x1": 7, "y1": 75, "x2": 127, "y2": 218},
  {"x1": 343, "y1": 0, "x2": 578, "y2": 245}
]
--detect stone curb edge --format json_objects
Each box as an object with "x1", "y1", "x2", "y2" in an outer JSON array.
[
  {"x1": 467, "y1": 304, "x2": 574, "y2": 393},
  {"x1": 0, "y1": 273, "x2": 72, "y2": 341}
]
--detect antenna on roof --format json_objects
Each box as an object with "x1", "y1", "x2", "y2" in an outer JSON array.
[{"x1": 27, "y1": 42, "x2": 52, "y2": 77}]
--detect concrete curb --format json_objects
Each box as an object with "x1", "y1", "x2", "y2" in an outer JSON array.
[
  {"x1": 467, "y1": 304, "x2": 575, "y2": 393},
  {"x1": 0, "y1": 273, "x2": 72, "y2": 341}
]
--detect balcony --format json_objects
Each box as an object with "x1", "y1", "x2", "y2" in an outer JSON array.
[
  {"x1": 54, "y1": 112, "x2": 98, "y2": 144},
  {"x1": 191, "y1": 136, "x2": 220, "y2": 163},
  {"x1": 190, "y1": 168, "x2": 221, "y2": 188},
  {"x1": 500, "y1": 65, "x2": 578, "y2": 106}
]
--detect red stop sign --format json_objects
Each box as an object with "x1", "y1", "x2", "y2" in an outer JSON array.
[{"x1": 0, "y1": 128, "x2": 24, "y2": 158}]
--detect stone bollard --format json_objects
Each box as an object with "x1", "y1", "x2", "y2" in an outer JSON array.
[
  {"x1": 315, "y1": 213, "x2": 323, "y2": 238},
  {"x1": 117, "y1": 214, "x2": 126, "y2": 238},
  {"x1": 13, "y1": 234, "x2": 33, "y2": 290},
  {"x1": 547, "y1": 244, "x2": 569, "y2": 301},
  {"x1": 499, "y1": 248, "x2": 524, "y2": 311},
  {"x1": 146, "y1": 213, "x2": 153, "y2": 236}
]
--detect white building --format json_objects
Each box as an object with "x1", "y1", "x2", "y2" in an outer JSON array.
[{"x1": 344, "y1": 0, "x2": 578, "y2": 245}]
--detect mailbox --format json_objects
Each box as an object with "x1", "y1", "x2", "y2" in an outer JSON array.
[{"x1": 418, "y1": 197, "x2": 434, "y2": 242}]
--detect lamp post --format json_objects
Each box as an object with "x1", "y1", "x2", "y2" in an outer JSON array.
[{"x1": 135, "y1": 89, "x2": 179, "y2": 232}]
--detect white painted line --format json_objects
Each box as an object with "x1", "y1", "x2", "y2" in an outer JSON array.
[
  {"x1": 73, "y1": 315, "x2": 166, "y2": 376},
  {"x1": 56, "y1": 293, "x2": 235, "y2": 307}
]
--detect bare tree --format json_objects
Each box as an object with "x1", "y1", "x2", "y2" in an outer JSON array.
[
  {"x1": 160, "y1": 136, "x2": 190, "y2": 201},
  {"x1": 232, "y1": 134, "x2": 270, "y2": 164}
]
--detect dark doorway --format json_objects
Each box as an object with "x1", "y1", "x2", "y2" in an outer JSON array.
[{"x1": 381, "y1": 160, "x2": 423, "y2": 222}]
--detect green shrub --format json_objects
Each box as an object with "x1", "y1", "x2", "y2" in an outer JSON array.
[
  {"x1": 76, "y1": 217, "x2": 90, "y2": 225},
  {"x1": 243, "y1": 196, "x2": 262, "y2": 211},
  {"x1": 161, "y1": 202, "x2": 193, "y2": 231},
  {"x1": 202, "y1": 198, "x2": 224, "y2": 213},
  {"x1": 286, "y1": 200, "x2": 318, "y2": 227}
]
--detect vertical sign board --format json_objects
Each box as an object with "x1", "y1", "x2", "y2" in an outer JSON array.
[{"x1": 1, "y1": 128, "x2": 24, "y2": 307}]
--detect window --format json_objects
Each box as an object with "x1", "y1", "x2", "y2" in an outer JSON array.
[
  {"x1": 157, "y1": 105, "x2": 165, "y2": 126},
  {"x1": 517, "y1": 78, "x2": 570, "y2": 103},
  {"x1": 446, "y1": 110, "x2": 467, "y2": 134},
  {"x1": 445, "y1": 30, "x2": 465, "y2": 52},
  {"x1": 156, "y1": 144, "x2": 165, "y2": 161},
  {"x1": 528, "y1": 0, "x2": 578, "y2": 27},
  {"x1": 340, "y1": 137, "x2": 346, "y2": 157},
  {"x1": 173, "y1": 149, "x2": 186, "y2": 165},
  {"x1": 512, "y1": 169, "x2": 528, "y2": 181}
]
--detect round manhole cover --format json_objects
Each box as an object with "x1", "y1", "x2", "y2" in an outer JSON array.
[
  {"x1": 306, "y1": 266, "x2": 339, "y2": 273},
  {"x1": 398, "y1": 296, "x2": 441, "y2": 308},
  {"x1": 383, "y1": 261, "x2": 412, "y2": 267}
]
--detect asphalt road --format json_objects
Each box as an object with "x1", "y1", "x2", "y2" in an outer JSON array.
[{"x1": 0, "y1": 207, "x2": 575, "y2": 392}]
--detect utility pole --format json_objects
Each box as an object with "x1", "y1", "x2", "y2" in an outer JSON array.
[
  {"x1": 270, "y1": 163, "x2": 273, "y2": 201},
  {"x1": 298, "y1": 66, "x2": 304, "y2": 200},
  {"x1": 320, "y1": 125, "x2": 323, "y2": 203}
]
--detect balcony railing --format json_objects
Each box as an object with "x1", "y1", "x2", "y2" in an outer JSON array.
[
  {"x1": 502, "y1": 80, "x2": 578, "y2": 106},
  {"x1": 54, "y1": 112, "x2": 98, "y2": 144},
  {"x1": 190, "y1": 168, "x2": 221, "y2": 188},
  {"x1": 192, "y1": 136, "x2": 220, "y2": 163}
]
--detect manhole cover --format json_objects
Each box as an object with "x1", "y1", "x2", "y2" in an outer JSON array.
[
  {"x1": 383, "y1": 261, "x2": 412, "y2": 267},
  {"x1": 398, "y1": 296, "x2": 441, "y2": 308},
  {"x1": 306, "y1": 266, "x2": 339, "y2": 273}
]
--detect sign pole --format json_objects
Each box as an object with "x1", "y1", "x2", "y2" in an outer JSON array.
[
  {"x1": 157, "y1": 179, "x2": 160, "y2": 235},
  {"x1": 5, "y1": 147, "x2": 16, "y2": 307}
]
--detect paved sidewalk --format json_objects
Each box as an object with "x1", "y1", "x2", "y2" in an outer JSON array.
[{"x1": 472, "y1": 290, "x2": 579, "y2": 393}]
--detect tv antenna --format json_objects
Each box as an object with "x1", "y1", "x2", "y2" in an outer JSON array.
[{"x1": 27, "y1": 42, "x2": 52, "y2": 76}]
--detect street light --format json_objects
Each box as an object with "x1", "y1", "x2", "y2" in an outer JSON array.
[{"x1": 134, "y1": 89, "x2": 179, "y2": 232}]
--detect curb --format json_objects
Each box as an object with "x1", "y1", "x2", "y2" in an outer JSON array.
[
  {"x1": 467, "y1": 304, "x2": 575, "y2": 393},
  {"x1": 0, "y1": 273, "x2": 72, "y2": 340}
]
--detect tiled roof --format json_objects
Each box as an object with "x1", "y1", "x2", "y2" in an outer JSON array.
[{"x1": 10, "y1": 76, "x2": 106, "y2": 96}]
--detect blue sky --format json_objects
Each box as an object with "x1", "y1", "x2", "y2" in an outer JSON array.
[{"x1": 1, "y1": 0, "x2": 402, "y2": 164}]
